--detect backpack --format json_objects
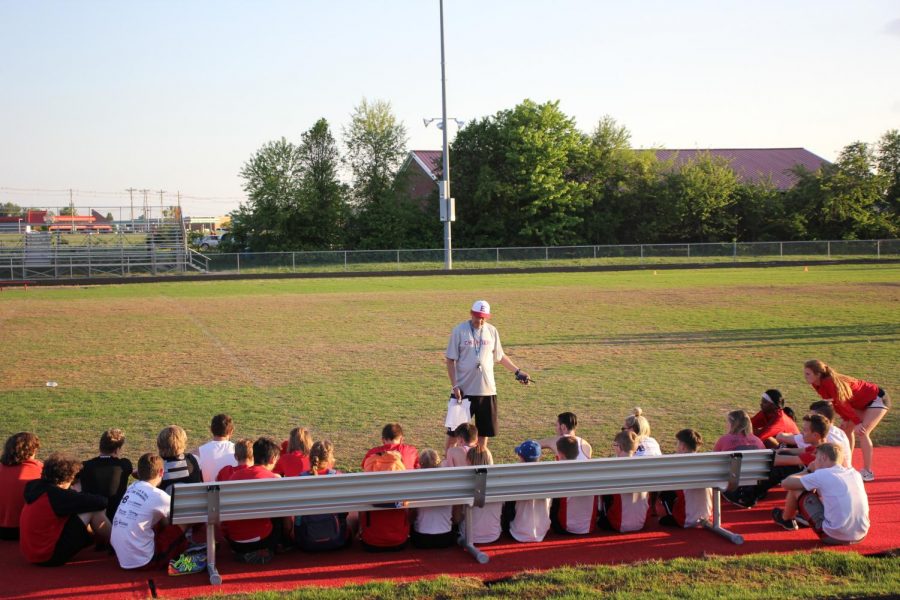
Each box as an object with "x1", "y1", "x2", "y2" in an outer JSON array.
[{"x1": 294, "y1": 513, "x2": 349, "y2": 551}]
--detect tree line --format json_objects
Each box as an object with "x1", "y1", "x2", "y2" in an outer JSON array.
[{"x1": 225, "y1": 99, "x2": 899, "y2": 251}]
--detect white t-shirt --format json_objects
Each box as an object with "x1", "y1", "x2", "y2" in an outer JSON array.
[
  {"x1": 415, "y1": 505, "x2": 453, "y2": 535},
  {"x1": 469, "y1": 502, "x2": 502, "y2": 543},
  {"x1": 801, "y1": 465, "x2": 869, "y2": 542},
  {"x1": 446, "y1": 321, "x2": 504, "y2": 396},
  {"x1": 111, "y1": 480, "x2": 172, "y2": 569},
  {"x1": 792, "y1": 429, "x2": 852, "y2": 468},
  {"x1": 560, "y1": 495, "x2": 596, "y2": 534},
  {"x1": 198, "y1": 440, "x2": 237, "y2": 483},
  {"x1": 635, "y1": 437, "x2": 661, "y2": 457},
  {"x1": 509, "y1": 498, "x2": 551, "y2": 542},
  {"x1": 602, "y1": 492, "x2": 649, "y2": 532}
]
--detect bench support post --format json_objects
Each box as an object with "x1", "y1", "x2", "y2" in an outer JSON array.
[
  {"x1": 700, "y1": 489, "x2": 744, "y2": 545},
  {"x1": 206, "y1": 486, "x2": 223, "y2": 585},
  {"x1": 459, "y1": 505, "x2": 490, "y2": 564}
]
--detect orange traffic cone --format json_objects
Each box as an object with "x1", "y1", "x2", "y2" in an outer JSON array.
[{"x1": 803, "y1": 266, "x2": 809, "y2": 272}]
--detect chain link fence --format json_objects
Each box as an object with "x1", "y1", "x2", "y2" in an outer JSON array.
[{"x1": 198, "y1": 239, "x2": 900, "y2": 274}]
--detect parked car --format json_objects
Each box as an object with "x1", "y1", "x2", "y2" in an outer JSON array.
[{"x1": 197, "y1": 235, "x2": 219, "y2": 250}]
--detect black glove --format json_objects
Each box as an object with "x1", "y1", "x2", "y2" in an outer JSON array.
[{"x1": 514, "y1": 369, "x2": 531, "y2": 384}]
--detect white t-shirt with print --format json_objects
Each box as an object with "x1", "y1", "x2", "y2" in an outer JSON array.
[
  {"x1": 446, "y1": 321, "x2": 504, "y2": 396},
  {"x1": 111, "y1": 480, "x2": 172, "y2": 569}
]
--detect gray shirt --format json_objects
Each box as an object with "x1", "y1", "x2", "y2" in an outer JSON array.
[{"x1": 446, "y1": 320, "x2": 504, "y2": 396}]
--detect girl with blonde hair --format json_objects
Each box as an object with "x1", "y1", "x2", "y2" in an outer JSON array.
[
  {"x1": 713, "y1": 410, "x2": 766, "y2": 451},
  {"x1": 624, "y1": 407, "x2": 661, "y2": 456},
  {"x1": 274, "y1": 427, "x2": 312, "y2": 477},
  {"x1": 804, "y1": 359, "x2": 890, "y2": 481},
  {"x1": 410, "y1": 449, "x2": 456, "y2": 549}
]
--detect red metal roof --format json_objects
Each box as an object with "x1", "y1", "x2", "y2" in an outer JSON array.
[
  {"x1": 653, "y1": 148, "x2": 828, "y2": 190},
  {"x1": 409, "y1": 148, "x2": 827, "y2": 191}
]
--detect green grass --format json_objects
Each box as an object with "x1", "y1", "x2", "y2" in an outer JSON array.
[
  {"x1": 192, "y1": 551, "x2": 900, "y2": 599},
  {"x1": 1, "y1": 264, "x2": 897, "y2": 468}
]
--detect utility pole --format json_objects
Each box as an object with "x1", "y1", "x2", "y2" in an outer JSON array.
[
  {"x1": 141, "y1": 189, "x2": 150, "y2": 232},
  {"x1": 126, "y1": 188, "x2": 136, "y2": 232},
  {"x1": 157, "y1": 190, "x2": 166, "y2": 222},
  {"x1": 69, "y1": 188, "x2": 75, "y2": 233}
]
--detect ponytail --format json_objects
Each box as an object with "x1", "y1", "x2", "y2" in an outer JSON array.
[
  {"x1": 805, "y1": 359, "x2": 853, "y2": 403},
  {"x1": 727, "y1": 410, "x2": 752, "y2": 436},
  {"x1": 308, "y1": 440, "x2": 334, "y2": 475}
]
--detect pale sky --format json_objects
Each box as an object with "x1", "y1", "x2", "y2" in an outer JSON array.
[{"x1": 1, "y1": 0, "x2": 898, "y2": 216}]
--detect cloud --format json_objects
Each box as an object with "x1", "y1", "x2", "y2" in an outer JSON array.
[{"x1": 885, "y1": 18, "x2": 900, "y2": 37}]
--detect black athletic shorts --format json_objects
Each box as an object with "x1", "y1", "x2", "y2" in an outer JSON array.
[
  {"x1": 38, "y1": 514, "x2": 93, "y2": 567},
  {"x1": 467, "y1": 395, "x2": 498, "y2": 438}
]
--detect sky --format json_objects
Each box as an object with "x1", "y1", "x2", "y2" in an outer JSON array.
[{"x1": 1, "y1": 0, "x2": 898, "y2": 216}]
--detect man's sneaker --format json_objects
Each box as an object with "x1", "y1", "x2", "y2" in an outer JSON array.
[
  {"x1": 772, "y1": 508, "x2": 798, "y2": 531},
  {"x1": 237, "y1": 549, "x2": 272, "y2": 565},
  {"x1": 722, "y1": 489, "x2": 755, "y2": 509},
  {"x1": 168, "y1": 552, "x2": 207, "y2": 576},
  {"x1": 859, "y1": 468, "x2": 875, "y2": 482},
  {"x1": 794, "y1": 514, "x2": 810, "y2": 528}
]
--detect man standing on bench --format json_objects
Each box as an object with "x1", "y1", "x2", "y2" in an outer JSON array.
[{"x1": 446, "y1": 300, "x2": 531, "y2": 450}]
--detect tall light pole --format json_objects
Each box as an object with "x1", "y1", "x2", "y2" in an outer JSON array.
[{"x1": 438, "y1": 0, "x2": 455, "y2": 270}]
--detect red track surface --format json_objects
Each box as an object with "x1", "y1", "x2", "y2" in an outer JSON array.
[{"x1": 3, "y1": 448, "x2": 898, "y2": 600}]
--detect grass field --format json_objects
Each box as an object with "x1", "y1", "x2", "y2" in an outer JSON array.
[
  {"x1": 194, "y1": 551, "x2": 900, "y2": 599},
  {"x1": 0, "y1": 264, "x2": 897, "y2": 469}
]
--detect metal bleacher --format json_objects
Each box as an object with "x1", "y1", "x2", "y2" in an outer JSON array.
[{"x1": 0, "y1": 217, "x2": 207, "y2": 280}]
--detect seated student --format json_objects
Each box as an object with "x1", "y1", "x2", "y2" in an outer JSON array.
[
  {"x1": 730, "y1": 413, "x2": 830, "y2": 509},
  {"x1": 359, "y1": 450, "x2": 410, "y2": 551},
  {"x1": 660, "y1": 430, "x2": 713, "y2": 528},
  {"x1": 362, "y1": 423, "x2": 420, "y2": 470},
  {"x1": 444, "y1": 423, "x2": 478, "y2": 468},
  {"x1": 274, "y1": 427, "x2": 312, "y2": 477},
  {"x1": 775, "y1": 401, "x2": 852, "y2": 468},
  {"x1": 80, "y1": 428, "x2": 133, "y2": 521},
  {"x1": 551, "y1": 436, "x2": 598, "y2": 535},
  {"x1": 110, "y1": 453, "x2": 188, "y2": 570},
  {"x1": 19, "y1": 454, "x2": 110, "y2": 566},
  {"x1": 596, "y1": 432, "x2": 649, "y2": 533},
  {"x1": 502, "y1": 440, "x2": 551, "y2": 543},
  {"x1": 463, "y1": 447, "x2": 503, "y2": 544},
  {"x1": 624, "y1": 408, "x2": 661, "y2": 456},
  {"x1": 223, "y1": 437, "x2": 283, "y2": 564},
  {"x1": 713, "y1": 410, "x2": 766, "y2": 451},
  {"x1": 772, "y1": 443, "x2": 869, "y2": 545},
  {"x1": 0, "y1": 432, "x2": 42, "y2": 541},
  {"x1": 197, "y1": 414, "x2": 236, "y2": 483},
  {"x1": 295, "y1": 441, "x2": 352, "y2": 551},
  {"x1": 410, "y1": 449, "x2": 456, "y2": 549},
  {"x1": 216, "y1": 439, "x2": 253, "y2": 482},
  {"x1": 538, "y1": 412, "x2": 592, "y2": 459},
  {"x1": 156, "y1": 425, "x2": 202, "y2": 495},
  {"x1": 751, "y1": 389, "x2": 799, "y2": 449}
]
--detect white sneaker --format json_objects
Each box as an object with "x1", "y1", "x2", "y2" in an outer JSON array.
[{"x1": 859, "y1": 468, "x2": 875, "y2": 482}]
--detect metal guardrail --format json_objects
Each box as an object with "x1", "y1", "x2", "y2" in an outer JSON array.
[
  {"x1": 200, "y1": 239, "x2": 900, "y2": 274},
  {"x1": 171, "y1": 450, "x2": 774, "y2": 585}
]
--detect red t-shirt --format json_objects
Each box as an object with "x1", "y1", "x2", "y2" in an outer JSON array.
[
  {"x1": 812, "y1": 376, "x2": 880, "y2": 424},
  {"x1": 0, "y1": 459, "x2": 43, "y2": 529},
  {"x1": 223, "y1": 465, "x2": 279, "y2": 542},
  {"x1": 19, "y1": 494, "x2": 65, "y2": 563},
  {"x1": 273, "y1": 452, "x2": 310, "y2": 478},
  {"x1": 751, "y1": 409, "x2": 799, "y2": 443},
  {"x1": 362, "y1": 443, "x2": 420, "y2": 470}
]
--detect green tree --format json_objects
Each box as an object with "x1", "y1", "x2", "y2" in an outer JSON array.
[
  {"x1": 0, "y1": 202, "x2": 23, "y2": 216},
  {"x1": 233, "y1": 137, "x2": 303, "y2": 250},
  {"x1": 451, "y1": 99, "x2": 589, "y2": 246},
  {"x1": 657, "y1": 152, "x2": 739, "y2": 242},
  {"x1": 296, "y1": 118, "x2": 348, "y2": 249},
  {"x1": 876, "y1": 129, "x2": 900, "y2": 218},
  {"x1": 343, "y1": 98, "x2": 410, "y2": 248},
  {"x1": 576, "y1": 117, "x2": 665, "y2": 244}
]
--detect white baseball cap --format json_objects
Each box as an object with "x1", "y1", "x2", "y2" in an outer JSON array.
[{"x1": 471, "y1": 300, "x2": 491, "y2": 318}]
